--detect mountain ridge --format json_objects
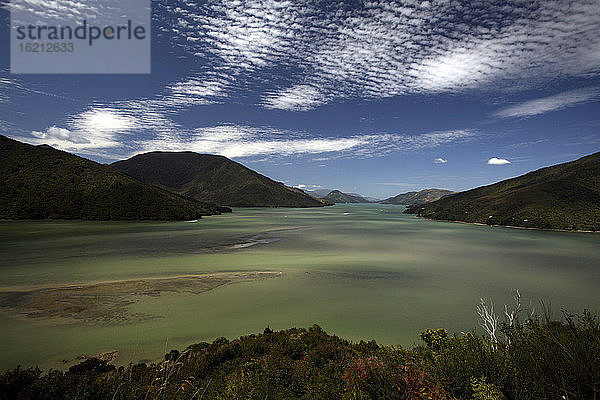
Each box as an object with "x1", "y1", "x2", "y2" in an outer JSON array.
[
  {"x1": 0, "y1": 136, "x2": 229, "y2": 220},
  {"x1": 380, "y1": 189, "x2": 454, "y2": 205},
  {"x1": 404, "y1": 153, "x2": 600, "y2": 231},
  {"x1": 112, "y1": 151, "x2": 329, "y2": 208},
  {"x1": 321, "y1": 190, "x2": 371, "y2": 203}
]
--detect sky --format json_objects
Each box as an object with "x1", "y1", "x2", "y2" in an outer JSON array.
[{"x1": 1, "y1": 0, "x2": 599, "y2": 199}]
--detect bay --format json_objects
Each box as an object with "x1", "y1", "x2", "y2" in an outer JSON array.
[{"x1": 1, "y1": 204, "x2": 599, "y2": 370}]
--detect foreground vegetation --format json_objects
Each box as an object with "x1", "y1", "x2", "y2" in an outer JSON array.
[
  {"x1": 404, "y1": 152, "x2": 600, "y2": 231},
  {"x1": 2, "y1": 309, "x2": 598, "y2": 399}
]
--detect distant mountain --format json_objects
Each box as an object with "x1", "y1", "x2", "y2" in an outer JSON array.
[
  {"x1": 380, "y1": 189, "x2": 454, "y2": 205},
  {"x1": 404, "y1": 153, "x2": 600, "y2": 231},
  {"x1": 0, "y1": 136, "x2": 229, "y2": 220},
  {"x1": 112, "y1": 152, "x2": 329, "y2": 208},
  {"x1": 305, "y1": 189, "x2": 376, "y2": 202},
  {"x1": 348, "y1": 193, "x2": 380, "y2": 202},
  {"x1": 305, "y1": 188, "x2": 334, "y2": 198},
  {"x1": 322, "y1": 190, "x2": 370, "y2": 203}
]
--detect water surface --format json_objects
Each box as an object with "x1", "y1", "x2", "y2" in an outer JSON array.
[{"x1": 1, "y1": 204, "x2": 599, "y2": 370}]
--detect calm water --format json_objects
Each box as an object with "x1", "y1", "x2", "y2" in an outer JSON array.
[{"x1": 1, "y1": 204, "x2": 599, "y2": 370}]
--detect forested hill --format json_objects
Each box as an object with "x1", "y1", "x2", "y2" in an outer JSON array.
[
  {"x1": 404, "y1": 152, "x2": 600, "y2": 231},
  {"x1": 0, "y1": 136, "x2": 229, "y2": 220},
  {"x1": 322, "y1": 190, "x2": 371, "y2": 203},
  {"x1": 112, "y1": 151, "x2": 329, "y2": 207},
  {"x1": 380, "y1": 189, "x2": 454, "y2": 205}
]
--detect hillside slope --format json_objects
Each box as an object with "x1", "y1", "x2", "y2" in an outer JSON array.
[
  {"x1": 404, "y1": 153, "x2": 600, "y2": 231},
  {"x1": 0, "y1": 136, "x2": 229, "y2": 220},
  {"x1": 322, "y1": 190, "x2": 370, "y2": 203},
  {"x1": 380, "y1": 189, "x2": 454, "y2": 205},
  {"x1": 112, "y1": 152, "x2": 328, "y2": 207}
]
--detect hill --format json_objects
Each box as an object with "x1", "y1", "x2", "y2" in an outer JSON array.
[
  {"x1": 0, "y1": 136, "x2": 229, "y2": 220},
  {"x1": 322, "y1": 190, "x2": 371, "y2": 203},
  {"x1": 380, "y1": 189, "x2": 454, "y2": 205},
  {"x1": 111, "y1": 152, "x2": 328, "y2": 207},
  {"x1": 404, "y1": 153, "x2": 600, "y2": 231},
  {"x1": 304, "y1": 188, "x2": 333, "y2": 198}
]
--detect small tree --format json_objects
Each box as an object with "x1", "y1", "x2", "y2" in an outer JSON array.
[{"x1": 477, "y1": 298, "x2": 499, "y2": 349}]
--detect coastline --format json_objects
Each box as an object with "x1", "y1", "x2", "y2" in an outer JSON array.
[{"x1": 408, "y1": 215, "x2": 599, "y2": 233}]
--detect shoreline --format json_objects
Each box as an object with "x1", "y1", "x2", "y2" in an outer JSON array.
[{"x1": 408, "y1": 215, "x2": 599, "y2": 233}]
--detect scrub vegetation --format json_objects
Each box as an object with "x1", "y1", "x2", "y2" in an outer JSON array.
[{"x1": 1, "y1": 306, "x2": 598, "y2": 400}]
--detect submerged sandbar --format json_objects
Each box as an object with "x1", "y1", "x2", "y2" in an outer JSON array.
[{"x1": 0, "y1": 271, "x2": 281, "y2": 325}]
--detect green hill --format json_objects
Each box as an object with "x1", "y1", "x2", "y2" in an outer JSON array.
[
  {"x1": 0, "y1": 136, "x2": 229, "y2": 220},
  {"x1": 322, "y1": 189, "x2": 370, "y2": 203},
  {"x1": 111, "y1": 152, "x2": 329, "y2": 207},
  {"x1": 404, "y1": 153, "x2": 600, "y2": 231},
  {"x1": 380, "y1": 189, "x2": 454, "y2": 205}
]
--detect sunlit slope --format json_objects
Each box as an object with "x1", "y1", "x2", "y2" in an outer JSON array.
[
  {"x1": 404, "y1": 153, "x2": 600, "y2": 230},
  {"x1": 0, "y1": 135, "x2": 229, "y2": 220},
  {"x1": 112, "y1": 151, "x2": 329, "y2": 207},
  {"x1": 322, "y1": 190, "x2": 370, "y2": 203},
  {"x1": 381, "y1": 189, "x2": 454, "y2": 205}
]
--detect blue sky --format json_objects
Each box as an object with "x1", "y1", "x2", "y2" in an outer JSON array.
[{"x1": 1, "y1": 0, "x2": 599, "y2": 199}]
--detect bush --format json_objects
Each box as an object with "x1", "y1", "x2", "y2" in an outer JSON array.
[{"x1": 1, "y1": 315, "x2": 598, "y2": 400}]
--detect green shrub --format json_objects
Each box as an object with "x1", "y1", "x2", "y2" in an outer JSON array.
[{"x1": 1, "y1": 314, "x2": 598, "y2": 400}]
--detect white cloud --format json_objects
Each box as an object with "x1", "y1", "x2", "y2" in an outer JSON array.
[
  {"x1": 159, "y1": 0, "x2": 600, "y2": 110},
  {"x1": 24, "y1": 123, "x2": 122, "y2": 153},
  {"x1": 164, "y1": 78, "x2": 229, "y2": 106},
  {"x1": 493, "y1": 87, "x2": 600, "y2": 118},
  {"x1": 487, "y1": 157, "x2": 511, "y2": 165},
  {"x1": 23, "y1": 114, "x2": 476, "y2": 159},
  {"x1": 167, "y1": 79, "x2": 225, "y2": 98},
  {"x1": 0, "y1": 78, "x2": 15, "y2": 103},
  {"x1": 194, "y1": 125, "x2": 254, "y2": 141},
  {"x1": 141, "y1": 129, "x2": 367, "y2": 158},
  {"x1": 434, "y1": 157, "x2": 448, "y2": 164},
  {"x1": 71, "y1": 108, "x2": 137, "y2": 135},
  {"x1": 135, "y1": 125, "x2": 476, "y2": 160},
  {"x1": 31, "y1": 126, "x2": 89, "y2": 144},
  {"x1": 3, "y1": 1, "x2": 99, "y2": 24},
  {"x1": 22, "y1": 108, "x2": 140, "y2": 154},
  {"x1": 262, "y1": 85, "x2": 326, "y2": 111},
  {"x1": 294, "y1": 184, "x2": 323, "y2": 190}
]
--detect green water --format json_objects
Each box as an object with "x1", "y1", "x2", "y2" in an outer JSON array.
[{"x1": 1, "y1": 204, "x2": 599, "y2": 370}]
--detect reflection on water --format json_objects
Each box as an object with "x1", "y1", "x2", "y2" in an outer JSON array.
[{"x1": 0, "y1": 204, "x2": 599, "y2": 370}]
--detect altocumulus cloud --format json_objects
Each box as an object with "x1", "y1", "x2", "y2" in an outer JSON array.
[
  {"x1": 487, "y1": 157, "x2": 511, "y2": 165},
  {"x1": 159, "y1": 0, "x2": 600, "y2": 110}
]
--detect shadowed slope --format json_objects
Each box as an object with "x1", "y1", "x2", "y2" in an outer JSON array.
[
  {"x1": 112, "y1": 151, "x2": 329, "y2": 207},
  {"x1": 0, "y1": 136, "x2": 229, "y2": 220}
]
